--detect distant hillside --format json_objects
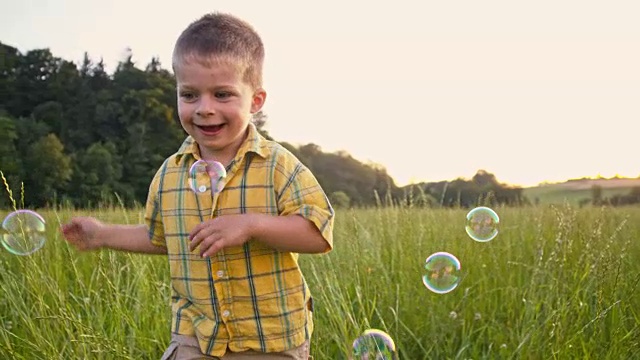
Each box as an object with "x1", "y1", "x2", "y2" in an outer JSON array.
[{"x1": 523, "y1": 178, "x2": 640, "y2": 205}]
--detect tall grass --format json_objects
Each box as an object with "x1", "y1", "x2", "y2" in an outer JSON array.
[{"x1": 1, "y1": 200, "x2": 639, "y2": 358}]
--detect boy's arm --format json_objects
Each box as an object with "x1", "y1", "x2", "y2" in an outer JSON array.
[
  {"x1": 62, "y1": 217, "x2": 167, "y2": 254},
  {"x1": 63, "y1": 163, "x2": 168, "y2": 255},
  {"x1": 250, "y1": 213, "x2": 330, "y2": 254},
  {"x1": 97, "y1": 223, "x2": 167, "y2": 254}
]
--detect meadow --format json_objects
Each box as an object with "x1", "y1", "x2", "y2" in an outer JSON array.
[
  {"x1": 522, "y1": 178, "x2": 640, "y2": 206},
  {"x1": 0, "y1": 203, "x2": 639, "y2": 359}
]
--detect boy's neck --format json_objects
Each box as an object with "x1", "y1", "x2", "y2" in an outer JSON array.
[{"x1": 197, "y1": 126, "x2": 250, "y2": 166}]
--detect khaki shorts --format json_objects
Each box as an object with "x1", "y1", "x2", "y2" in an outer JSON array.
[{"x1": 160, "y1": 334, "x2": 312, "y2": 360}]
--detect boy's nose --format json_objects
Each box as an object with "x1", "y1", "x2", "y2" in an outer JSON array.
[{"x1": 196, "y1": 97, "x2": 216, "y2": 117}]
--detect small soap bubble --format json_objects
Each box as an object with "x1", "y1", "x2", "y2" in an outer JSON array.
[
  {"x1": 465, "y1": 206, "x2": 499, "y2": 242},
  {"x1": 1, "y1": 210, "x2": 46, "y2": 255},
  {"x1": 352, "y1": 329, "x2": 397, "y2": 360},
  {"x1": 188, "y1": 160, "x2": 226, "y2": 195},
  {"x1": 422, "y1": 252, "x2": 461, "y2": 294}
]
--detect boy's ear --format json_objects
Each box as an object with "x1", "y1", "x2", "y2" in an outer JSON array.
[{"x1": 250, "y1": 88, "x2": 267, "y2": 113}]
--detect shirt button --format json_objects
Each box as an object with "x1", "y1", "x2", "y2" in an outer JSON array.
[
  {"x1": 222, "y1": 310, "x2": 230, "y2": 317},
  {"x1": 216, "y1": 270, "x2": 224, "y2": 278}
]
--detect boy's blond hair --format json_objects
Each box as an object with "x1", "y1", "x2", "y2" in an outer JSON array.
[{"x1": 172, "y1": 12, "x2": 264, "y2": 89}]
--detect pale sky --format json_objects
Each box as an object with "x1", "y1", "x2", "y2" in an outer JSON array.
[{"x1": 2, "y1": 0, "x2": 639, "y2": 187}]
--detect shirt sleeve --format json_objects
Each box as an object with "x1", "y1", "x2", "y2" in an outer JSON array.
[
  {"x1": 144, "y1": 165, "x2": 167, "y2": 248},
  {"x1": 276, "y1": 160, "x2": 335, "y2": 251}
]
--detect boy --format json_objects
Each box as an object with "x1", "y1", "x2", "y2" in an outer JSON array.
[{"x1": 62, "y1": 12, "x2": 334, "y2": 360}]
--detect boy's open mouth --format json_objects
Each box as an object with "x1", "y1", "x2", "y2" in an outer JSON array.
[{"x1": 197, "y1": 124, "x2": 225, "y2": 135}]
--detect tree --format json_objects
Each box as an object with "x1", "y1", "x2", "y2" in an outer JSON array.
[
  {"x1": 119, "y1": 88, "x2": 185, "y2": 202},
  {"x1": 73, "y1": 142, "x2": 123, "y2": 205},
  {"x1": 23, "y1": 133, "x2": 72, "y2": 206},
  {"x1": 9, "y1": 48, "x2": 63, "y2": 117},
  {"x1": 329, "y1": 191, "x2": 351, "y2": 208},
  {"x1": 418, "y1": 170, "x2": 525, "y2": 208},
  {"x1": 0, "y1": 115, "x2": 22, "y2": 206},
  {"x1": 0, "y1": 42, "x2": 21, "y2": 113},
  {"x1": 252, "y1": 110, "x2": 273, "y2": 140},
  {"x1": 591, "y1": 185, "x2": 603, "y2": 205},
  {"x1": 31, "y1": 101, "x2": 65, "y2": 136},
  {"x1": 472, "y1": 169, "x2": 499, "y2": 190}
]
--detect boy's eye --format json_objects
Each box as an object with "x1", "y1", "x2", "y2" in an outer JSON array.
[
  {"x1": 180, "y1": 92, "x2": 197, "y2": 101},
  {"x1": 215, "y1": 91, "x2": 232, "y2": 99}
]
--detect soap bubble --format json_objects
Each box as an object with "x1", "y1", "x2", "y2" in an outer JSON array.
[
  {"x1": 352, "y1": 329, "x2": 397, "y2": 360},
  {"x1": 465, "y1": 206, "x2": 499, "y2": 242},
  {"x1": 422, "y1": 251, "x2": 461, "y2": 294},
  {"x1": 1, "y1": 210, "x2": 46, "y2": 255},
  {"x1": 188, "y1": 160, "x2": 226, "y2": 194}
]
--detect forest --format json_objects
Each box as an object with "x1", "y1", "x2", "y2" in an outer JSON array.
[{"x1": 0, "y1": 41, "x2": 525, "y2": 208}]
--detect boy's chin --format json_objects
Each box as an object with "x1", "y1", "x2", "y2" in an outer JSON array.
[
  {"x1": 198, "y1": 140, "x2": 227, "y2": 151},
  {"x1": 196, "y1": 139, "x2": 237, "y2": 158}
]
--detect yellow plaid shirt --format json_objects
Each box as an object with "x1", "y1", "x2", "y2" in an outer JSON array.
[{"x1": 144, "y1": 123, "x2": 334, "y2": 357}]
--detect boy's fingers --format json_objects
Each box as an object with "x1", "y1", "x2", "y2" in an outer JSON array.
[
  {"x1": 61, "y1": 222, "x2": 75, "y2": 234},
  {"x1": 190, "y1": 228, "x2": 213, "y2": 251},
  {"x1": 201, "y1": 237, "x2": 223, "y2": 258},
  {"x1": 189, "y1": 235, "x2": 202, "y2": 251},
  {"x1": 198, "y1": 243, "x2": 209, "y2": 257},
  {"x1": 189, "y1": 228, "x2": 209, "y2": 251},
  {"x1": 197, "y1": 237, "x2": 214, "y2": 256},
  {"x1": 189, "y1": 218, "x2": 219, "y2": 240},
  {"x1": 188, "y1": 222, "x2": 205, "y2": 241},
  {"x1": 189, "y1": 223, "x2": 218, "y2": 251}
]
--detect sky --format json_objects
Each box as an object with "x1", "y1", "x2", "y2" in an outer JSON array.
[{"x1": 2, "y1": 0, "x2": 639, "y2": 187}]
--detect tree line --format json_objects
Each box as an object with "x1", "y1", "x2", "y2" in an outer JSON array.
[
  {"x1": 0, "y1": 41, "x2": 525, "y2": 209},
  {"x1": 585, "y1": 184, "x2": 640, "y2": 207}
]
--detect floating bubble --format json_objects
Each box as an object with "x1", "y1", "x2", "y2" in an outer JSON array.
[
  {"x1": 352, "y1": 329, "x2": 397, "y2": 360},
  {"x1": 422, "y1": 252, "x2": 461, "y2": 294},
  {"x1": 188, "y1": 160, "x2": 226, "y2": 195},
  {"x1": 465, "y1": 206, "x2": 499, "y2": 242},
  {"x1": 1, "y1": 210, "x2": 46, "y2": 255}
]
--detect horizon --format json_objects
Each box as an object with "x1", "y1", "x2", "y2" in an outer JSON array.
[{"x1": 2, "y1": 0, "x2": 639, "y2": 188}]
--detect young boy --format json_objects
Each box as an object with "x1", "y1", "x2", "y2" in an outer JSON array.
[{"x1": 61, "y1": 12, "x2": 334, "y2": 360}]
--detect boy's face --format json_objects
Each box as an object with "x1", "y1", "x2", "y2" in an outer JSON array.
[{"x1": 175, "y1": 57, "x2": 266, "y2": 162}]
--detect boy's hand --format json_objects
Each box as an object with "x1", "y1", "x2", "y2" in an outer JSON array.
[
  {"x1": 61, "y1": 217, "x2": 105, "y2": 251},
  {"x1": 189, "y1": 214, "x2": 254, "y2": 257}
]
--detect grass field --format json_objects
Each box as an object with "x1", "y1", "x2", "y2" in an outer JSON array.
[{"x1": 1, "y1": 204, "x2": 639, "y2": 359}]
